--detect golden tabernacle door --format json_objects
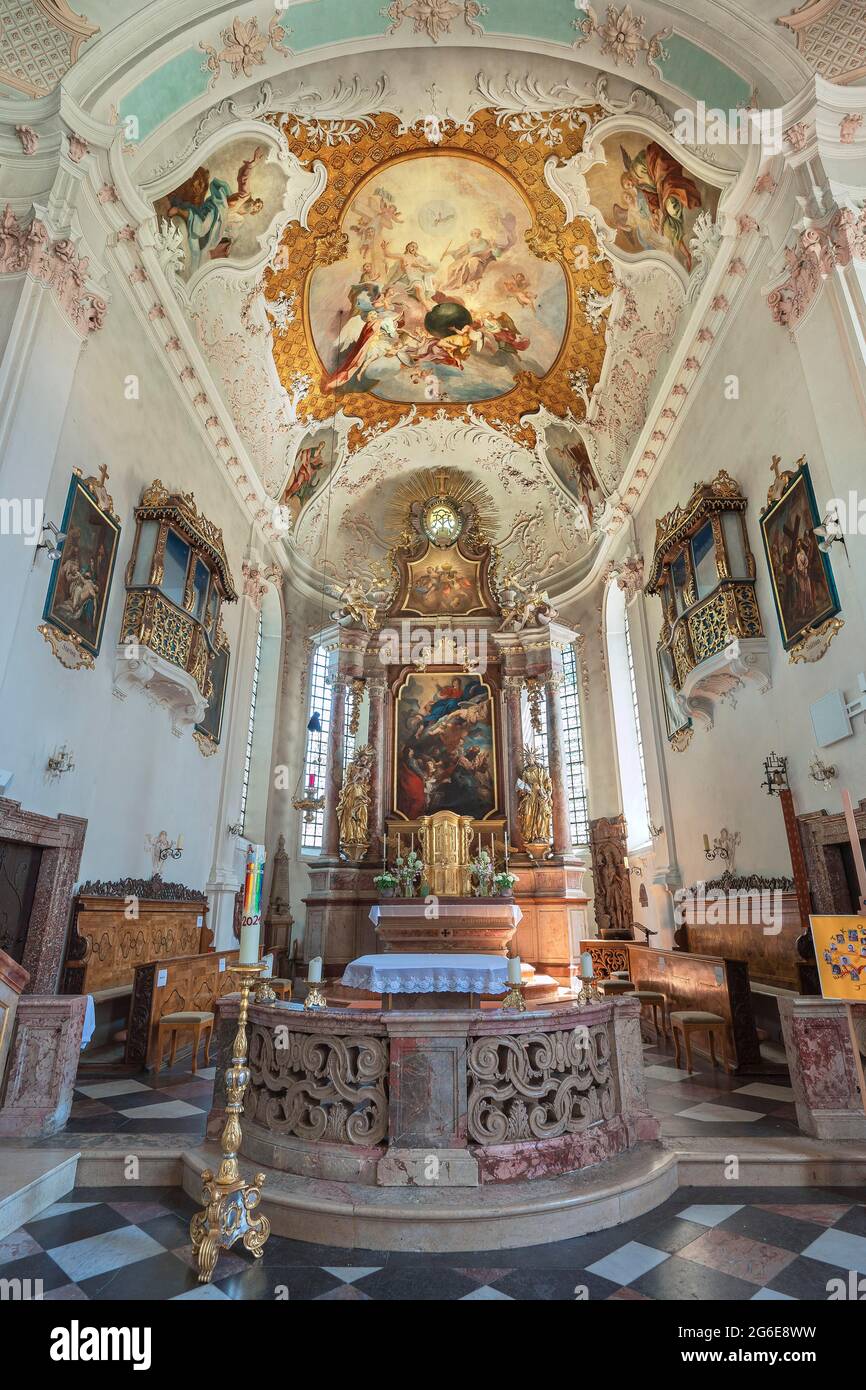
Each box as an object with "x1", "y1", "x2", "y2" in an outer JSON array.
[{"x1": 420, "y1": 810, "x2": 475, "y2": 896}]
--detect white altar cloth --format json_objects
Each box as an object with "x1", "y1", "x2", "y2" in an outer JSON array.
[
  {"x1": 368, "y1": 903, "x2": 522, "y2": 927},
  {"x1": 342, "y1": 953, "x2": 508, "y2": 994}
]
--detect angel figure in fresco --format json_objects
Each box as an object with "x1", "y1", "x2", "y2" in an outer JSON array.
[
  {"x1": 165, "y1": 145, "x2": 267, "y2": 271},
  {"x1": 614, "y1": 142, "x2": 703, "y2": 270},
  {"x1": 348, "y1": 187, "x2": 403, "y2": 270},
  {"x1": 284, "y1": 439, "x2": 327, "y2": 507},
  {"x1": 502, "y1": 271, "x2": 535, "y2": 309},
  {"x1": 558, "y1": 441, "x2": 603, "y2": 529},
  {"x1": 517, "y1": 746, "x2": 553, "y2": 847}
]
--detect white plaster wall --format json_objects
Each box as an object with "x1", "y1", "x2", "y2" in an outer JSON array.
[
  {"x1": 629, "y1": 274, "x2": 866, "y2": 895},
  {"x1": 0, "y1": 275, "x2": 257, "y2": 891}
]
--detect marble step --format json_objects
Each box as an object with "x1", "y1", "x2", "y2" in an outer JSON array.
[{"x1": 0, "y1": 1148, "x2": 80, "y2": 1241}]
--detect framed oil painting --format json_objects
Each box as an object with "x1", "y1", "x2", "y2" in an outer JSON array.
[
  {"x1": 759, "y1": 463, "x2": 840, "y2": 651},
  {"x1": 195, "y1": 642, "x2": 230, "y2": 748},
  {"x1": 657, "y1": 647, "x2": 691, "y2": 743},
  {"x1": 42, "y1": 472, "x2": 120, "y2": 664},
  {"x1": 811, "y1": 916, "x2": 866, "y2": 1000},
  {"x1": 394, "y1": 672, "x2": 496, "y2": 821},
  {"x1": 404, "y1": 547, "x2": 486, "y2": 617}
]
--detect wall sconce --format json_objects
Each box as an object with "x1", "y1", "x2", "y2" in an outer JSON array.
[
  {"x1": 649, "y1": 820, "x2": 664, "y2": 839},
  {"x1": 814, "y1": 508, "x2": 849, "y2": 563},
  {"x1": 46, "y1": 745, "x2": 75, "y2": 779},
  {"x1": 34, "y1": 519, "x2": 66, "y2": 562},
  {"x1": 703, "y1": 828, "x2": 741, "y2": 871},
  {"x1": 623, "y1": 855, "x2": 642, "y2": 877},
  {"x1": 147, "y1": 831, "x2": 183, "y2": 869},
  {"x1": 761, "y1": 751, "x2": 789, "y2": 796},
  {"x1": 227, "y1": 818, "x2": 244, "y2": 837},
  {"x1": 809, "y1": 751, "x2": 837, "y2": 791}
]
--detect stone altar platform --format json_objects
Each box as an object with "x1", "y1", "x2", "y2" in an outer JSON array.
[
  {"x1": 207, "y1": 994, "x2": 658, "y2": 1201},
  {"x1": 370, "y1": 898, "x2": 521, "y2": 954}
]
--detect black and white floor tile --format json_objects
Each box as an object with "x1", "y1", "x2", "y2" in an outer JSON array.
[{"x1": 2, "y1": 1184, "x2": 865, "y2": 1301}]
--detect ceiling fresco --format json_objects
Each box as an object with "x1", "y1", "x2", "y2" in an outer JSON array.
[
  {"x1": 306, "y1": 153, "x2": 570, "y2": 407},
  {"x1": 265, "y1": 108, "x2": 612, "y2": 446}
]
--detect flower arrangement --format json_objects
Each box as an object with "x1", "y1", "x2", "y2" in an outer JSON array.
[
  {"x1": 373, "y1": 870, "x2": 399, "y2": 896},
  {"x1": 493, "y1": 870, "x2": 518, "y2": 895},
  {"x1": 395, "y1": 849, "x2": 424, "y2": 898},
  {"x1": 469, "y1": 848, "x2": 496, "y2": 897}
]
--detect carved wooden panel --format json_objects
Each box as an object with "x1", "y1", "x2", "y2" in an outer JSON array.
[
  {"x1": 64, "y1": 895, "x2": 210, "y2": 996},
  {"x1": 125, "y1": 948, "x2": 238, "y2": 1068},
  {"x1": 625, "y1": 943, "x2": 759, "y2": 1071},
  {"x1": 589, "y1": 814, "x2": 634, "y2": 938},
  {"x1": 679, "y1": 891, "x2": 802, "y2": 991}
]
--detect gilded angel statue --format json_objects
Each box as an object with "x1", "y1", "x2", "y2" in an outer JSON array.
[
  {"x1": 330, "y1": 577, "x2": 378, "y2": 633},
  {"x1": 500, "y1": 583, "x2": 558, "y2": 633}
]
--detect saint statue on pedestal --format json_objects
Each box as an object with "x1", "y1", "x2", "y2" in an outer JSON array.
[
  {"x1": 337, "y1": 744, "x2": 374, "y2": 857},
  {"x1": 517, "y1": 745, "x2": 553, "y2": 849}
]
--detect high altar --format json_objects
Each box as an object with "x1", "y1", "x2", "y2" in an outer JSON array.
[{"x1": 301, "y1": 472, "x2": 591, "y2": 992}]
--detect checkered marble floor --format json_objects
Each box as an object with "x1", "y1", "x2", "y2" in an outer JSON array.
[
  {"x1": 66, "y1": 1065, "x2": 215, "y2": 1138},
  {"x1": 2, "y1": 1184, "x2": 865, "y2": 1300},
  {"x1": 639, "y1": 1039, "x2": 800, "y2": 1140}
]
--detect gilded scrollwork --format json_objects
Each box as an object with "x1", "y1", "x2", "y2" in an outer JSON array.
[
  {"x1": 245, "y1": 1024, "x2": 389, "y2": 1146},
  {"x1": 466, "y1": 1024, "x2": 614, "y2": 1144}
]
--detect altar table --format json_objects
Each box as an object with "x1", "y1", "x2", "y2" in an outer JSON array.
[
  {"x1": 342, "y1": 953, "x2": 508, "y2": 995},
  {"x1": 368, "y1": 900, "x2": 522, "y2": 954}
]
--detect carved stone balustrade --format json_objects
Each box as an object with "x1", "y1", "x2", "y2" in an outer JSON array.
[{"x1": 207, "y1": 995, "x2": 658, "y2": 1187}]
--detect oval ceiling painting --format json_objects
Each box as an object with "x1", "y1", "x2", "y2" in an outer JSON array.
[{"x1": 308, "y1": 155, "x2": 569, "y2": 406}]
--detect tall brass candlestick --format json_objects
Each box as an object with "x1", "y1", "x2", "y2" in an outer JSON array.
[{"x1": 190, "y1": 962, "x2": 271, "y2": 1282}]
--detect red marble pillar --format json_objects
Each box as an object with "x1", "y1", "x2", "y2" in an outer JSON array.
[
  {"x1": 545, "y1": 673, "x2": 573, "y2": 857},
  {"x1": 321, "y1": 675, "x2": 347, "y2": 861},
  {"x1": 366, "y1": 676, "x2": 388, "y2": 864},
  {"x1": 502, "y1": 677, "x2": 526, "y2": 851}
]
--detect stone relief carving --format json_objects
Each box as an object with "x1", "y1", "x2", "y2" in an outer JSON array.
[
  {"x1": 245, "y1": 1024, "x2": 389, "y2": 1145},
  {"x1": 589, "y1": 814, "x2": 634, "y2": 939},
  {"x1": 200, "y1": 14, "x2": 292, "y2": 90},
  {"x1": 467, "y1": 1024, "x2": 615, "y2": 1143}
]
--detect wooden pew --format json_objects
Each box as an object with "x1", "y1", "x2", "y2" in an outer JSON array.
[
  {"x1": 581, "y1": 939, "x2": 761, "y2": 1072},
  {"x1": 125, "y1": 948, "x2": 239, "y2": 1070},
  {"x1": 62, "y1": 880, "x2": 211, "y2": 1007}
]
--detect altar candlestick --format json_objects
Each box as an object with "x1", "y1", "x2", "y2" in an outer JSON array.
[
  {"x1": 490, "y1": 833, "x2": 495, "y2": 863},
  {"x1": 580, "y1": 951, "x2": 594, "y2": 980},
  {"x1": 507, "y1": 955, "x2": 522, "y2": 984},
  {"x1": 504, "y1": 831, "x2": 509, "y2": 869},
  {"x1": 308, "y1": 956, "x2": 323, "y2": 984},
  {"x1": 397, "y1": 833, "x2": 402, "y2": 861},
  {"x1": 410, "y1": 833, "x2": 415, "y2": 856}
]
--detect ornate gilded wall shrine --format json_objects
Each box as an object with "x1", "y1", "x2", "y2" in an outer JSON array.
[{"x1": 302, "y1": 471, "x2": 589, "y2": 983}]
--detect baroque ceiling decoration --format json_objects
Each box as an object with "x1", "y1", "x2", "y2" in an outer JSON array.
[
  {"x1": 0, "y1": 0, "x2": 98, "y2": 97},
  {"x1": 778, "y1": 0, "x2": 866, "y2": 86},
  {"x1": 264, "y1": 107, "x2": 612, "y2": 450}
]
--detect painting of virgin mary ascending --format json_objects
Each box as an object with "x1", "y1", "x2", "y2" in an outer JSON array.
[{"x1": 394, "y1": 673, "x2": 496, "y2": 821}]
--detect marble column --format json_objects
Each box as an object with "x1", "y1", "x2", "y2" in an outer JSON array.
[
  {"x1": 321, "y1": 673, "x2": 347, "y2": 863},
  {"x1": 502, "y1": 677, "x2": 526, "y2": 851},
  {"x1": 545, "y1": 672, "x2": 573, "y2": 857},
  {"x1": 366, "y1": 676, "x2": 388, "y2": 864}
]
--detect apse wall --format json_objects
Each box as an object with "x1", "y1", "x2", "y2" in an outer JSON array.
[{"x1": 629, "y1": 276, "x2": 866, "y2": 895}]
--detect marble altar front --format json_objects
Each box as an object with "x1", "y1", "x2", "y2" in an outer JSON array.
[{"x1": 370, "y1": 899, "x2": 521, "y2": 954}]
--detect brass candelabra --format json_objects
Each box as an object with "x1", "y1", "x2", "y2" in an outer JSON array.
[
  {"x1": 190, "y1": 962, "x2": 271, "y2": 1283},
  {"x1": 501, "y1": 982, "x2": 526, "y2": 1012}
]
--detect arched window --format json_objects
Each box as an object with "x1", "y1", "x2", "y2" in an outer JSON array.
[
  {"x1": 240, "y1": 588, "x2": 281, "y2": 844},
  {"x1": 606, "y1": 583, "x2": 650, "y2": 850},
  {"x1": 300, "y1": 644, "x2": 358, "y2": 850},
  {"x1": 518, "y1": 645, "x2": 589, "y2": 847}
]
